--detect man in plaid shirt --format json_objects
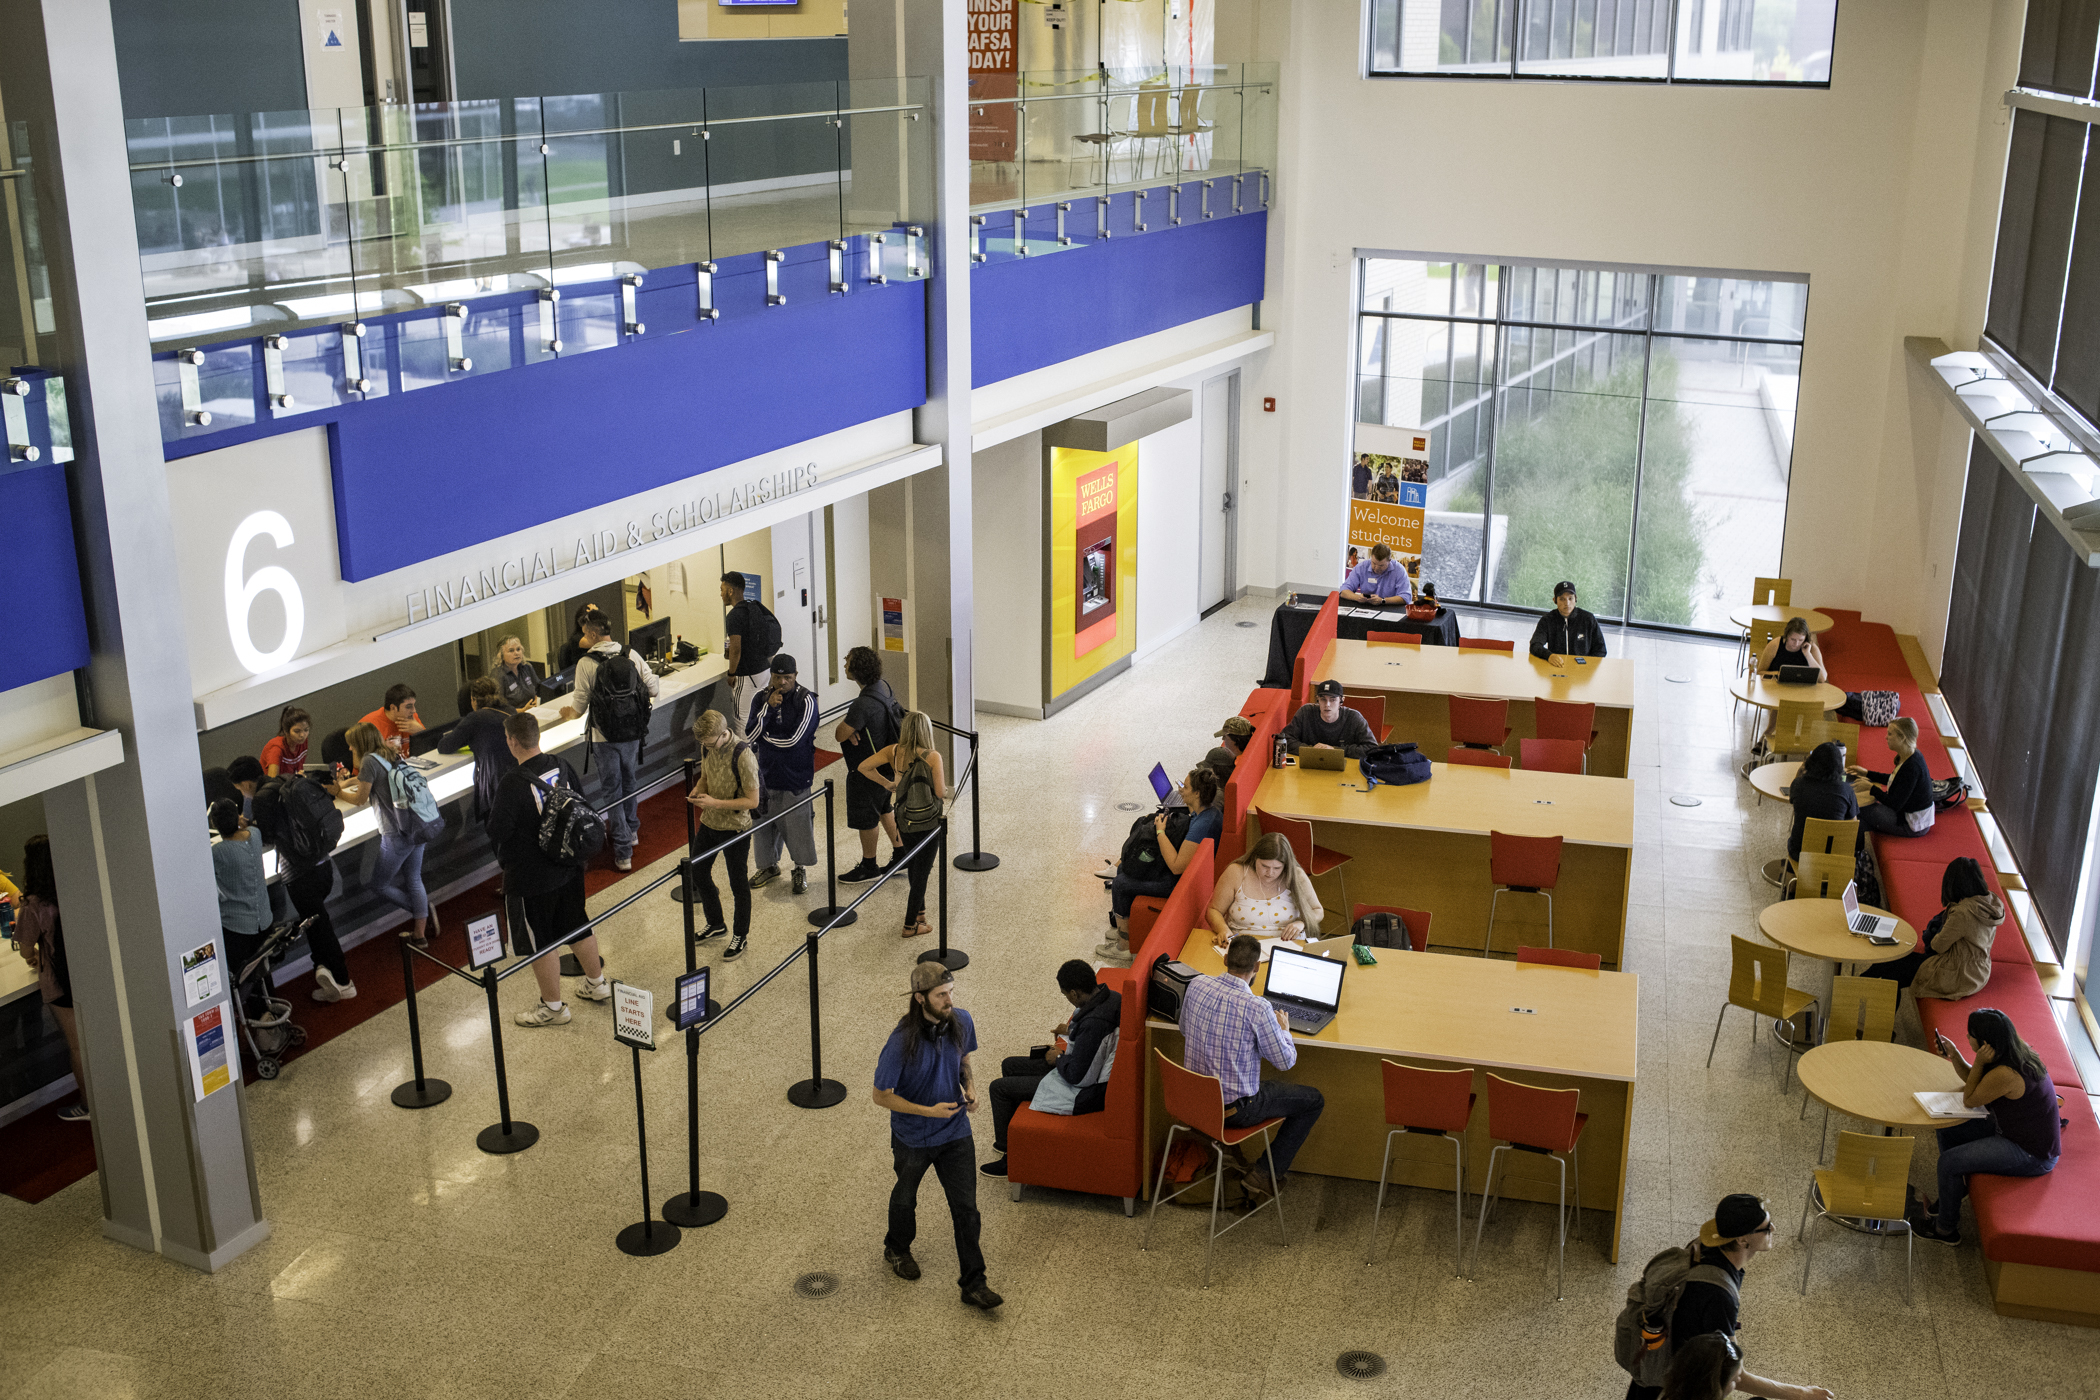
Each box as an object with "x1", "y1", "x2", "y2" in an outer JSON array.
[{"x1": 1179, "y1": 934, "x2": 1326, "y2": 1202}]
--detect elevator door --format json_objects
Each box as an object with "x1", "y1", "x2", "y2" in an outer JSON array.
[{"x1": 1199, "y1": 370, "x2": 1240, "y2": 615}]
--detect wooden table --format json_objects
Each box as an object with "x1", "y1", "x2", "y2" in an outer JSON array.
[
  {"x1": 1250, "y1": 758, "x2": 1635, "y2": 966},
  {"x1": 1730, "y1": 675, "x2": 1847, "y2": 713},
  {"x1": 1313, "y1": 639, "x2": 1636, "y2": 778},
  {"x1": 1147, "y1": 928, "x2": 1641, "y2": 1261},
  {"x1": 1798, "y1": 1040, "x2": 1963, "y2": 1129},
  {"x1": 1730, "y1": 605, "x2": 1835, "y2": 634},
  {"x1": 1748, "y1": 761, "x2": 1800, "y2": 804},
  {"x1": 1760, "y1": 898, "x2": 1917, "y2": 968}
]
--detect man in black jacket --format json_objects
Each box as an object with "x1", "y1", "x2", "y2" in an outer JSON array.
[
  {"x1": 1283, "y1": 680, "x2": 1378, "y2": 759},
  {"x1": 1527, "y1": 580, "x2": 1609, "y2": 661},
  {"x1": 487, "y1": 711, "x2": 612, "y2": 1028},
  {"x1": 978, "y1": 961, "x2": 1122, "y2": 1179}
]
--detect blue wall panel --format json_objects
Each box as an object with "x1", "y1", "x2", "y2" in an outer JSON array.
[
  {"x1": 330, "y1": 279, "x2": 925, "y2": 580},
  {"x1": 969, "y1": 210, "x2": 1267, "y2": 388},
  {"x1": 2, "y1": 465, "x2": 91, "y2": 694}
]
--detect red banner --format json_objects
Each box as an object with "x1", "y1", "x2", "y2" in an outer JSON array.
[{"x1": 967, "y1": 0, "x2": 1018, "y2": 164}]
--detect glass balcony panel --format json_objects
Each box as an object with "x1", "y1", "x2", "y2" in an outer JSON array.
[
  {"x1": 702, "y1": 81, "x2": 846, "y2": 263},
  {"x1": 842, "y1": 77, "x2": 935, "y2": 249}
]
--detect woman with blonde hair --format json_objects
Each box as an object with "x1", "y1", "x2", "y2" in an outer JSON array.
[
  {"x1": 338, "y1": 720, "x2": 436, "y2": 945},
  {"x1": 1856, "y1": 716, "x2": 1934, "y2": 838},
  {"x1": 1205, "y1": 832, "x2": 1325, "y2": 952},
  {"x1": 487, "y1": 634, "x2": 541, "y2": 710},
  {"x1": 689, "y1": 708, "x2": 762, "y2": 959},
  {"x1": 858, "y1": 710, "x2": 948, "y2": 939}
]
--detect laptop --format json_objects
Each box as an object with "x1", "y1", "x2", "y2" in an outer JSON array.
[
  {"x1": 1300, "y1": 933, "x2": 1359, "y2": 959},
  {"x1": 1775, "y1": 664, "x2": 1821, "y2": 686},
  {"x1": 1841, "y1": 881, "x2": 1899, "y2": 941},
  {"x1": 1261, "y1": 944, "x2": 1347, "y2": 1034},
  {"x1": 1147, "y1": 762, "x2": 1187, "y2": 810},
  {"x1": 1294, "y1": 746, "x2": 1348, "y2": 772}
]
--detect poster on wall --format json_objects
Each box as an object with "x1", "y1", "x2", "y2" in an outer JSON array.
[
  {"x1": 967, "y1": 0, "x2": 1019, "y2": 173},
  {"x1": 1348, "y1": 422, "x2": 1428, "y2": 590},
  {"x1": 185, "y1": 1003, "x2": 238, "y2": 1101},
  {"x1": 1048, "y1": 445, "x2": 1138, "y2": 700}
]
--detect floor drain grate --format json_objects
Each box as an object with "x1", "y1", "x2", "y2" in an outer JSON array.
[
  {"x1": 793, "y1": 1272, "x2": 840, "y2": 1299},
  {"x1": 1336, "y1": 1351, "x2": 1387, "y2": 1381},
  {"x1": 1670, "y1": 795, "x2": 1703, "y2": 807}
]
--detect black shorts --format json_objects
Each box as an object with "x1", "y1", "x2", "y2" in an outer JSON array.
[
  {"x1": 846, "y1": 771, "x2": 893, "y2": 830},
  {"x1": 515, "y1": 875, "x2": 589, "y2": 956}
]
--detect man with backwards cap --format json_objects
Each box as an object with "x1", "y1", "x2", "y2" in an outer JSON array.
[
  {"x1": 873, "y1": 963, "x2": 1004, "y2": 1312},
  {"x1": 1204, "y1": 715, "x2": 1253, "y2": 786},
  {"x1": 743, "y1": 653, "x2": 817, "y2": 896},
  {"x1": 1282, "y1": 679, "x2": 1378, "y2": 760},
  {"x1": 1624, "y1": 1193, "x2": 1833, "y2": 1400},
  {"x1": 1528, "y1": 579, "x2": 1609, "y2": 662}
]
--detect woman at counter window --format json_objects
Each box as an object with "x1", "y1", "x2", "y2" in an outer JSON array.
[
  {"x1": 16, "y1": 836, "x2": 88, "y2": 1122},
  {"x1": 1206, "y1": 833, "x2": 1325, "y2": 953},
  {"x1": 487, "y1": 635, "x2": 542, "y2": 711},
  {"x1": 1854, "y1": 717, "x2": 1934, "y2": 838},
  {"x1": 340, "y1": 721, "x2": 437, "y2": 947},
  {"x1": 1865, "y1": 857, "x2": 2001, "y2": 1001},
  {"x1": 260, "y1": 706, "x2": 312, "y2": 778},
  {"x1": 1915, "y1": 1008, "x2": 2061, "y2": 1245}
]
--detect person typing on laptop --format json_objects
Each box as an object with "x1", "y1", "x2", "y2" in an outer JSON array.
[
  {"x1": 1097, "y1": 767, "x2": 1223, "y2": 966},
  {"x1": 1283, "y1": 680, "x2": 1378, "y2": 760},
  {"x1": 1179, "y1": 934, "x2": 1327, "y2": 1204}
]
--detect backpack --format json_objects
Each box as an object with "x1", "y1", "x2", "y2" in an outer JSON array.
[
  {"x1": 1932, "y1": 777, "x2": 1971, "y2": 812},
  {"x1": 1613, "y1": 1244, "x2": 1740, "y2": 1387},
  {"x1": 589, "y1": 647, "x2": 652, "y2": 743},
  {"x1": 1350, "y1": 910, "x2": 1412, "y2": 949},
  {"x1": 1119, "y1": 809, "x2": 1192, "y2": 873},
  {"x1": 701, "y1": 742, "x2": 754, "y2": 800},
  {"x1": 253, "y1": 775, "x2": 344, "y2": 868},
  {"x1": 1360, "y1": 742, "x2": 1433, "y2": 786},
  {"x1": 529, "y1": 769, "x2": 606, "y2": 867},
  {"x1": 382, "y1": 758, "x2": 445, "y2": 845},
  {"x1": 751, "y1": 602, "x2": 782, "y2": 663},
  {"x1": 896, "y1": 755, "x2": 945, "y2": 835}
]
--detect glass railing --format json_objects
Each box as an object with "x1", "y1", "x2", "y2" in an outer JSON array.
[
  {"x1": 126, "y1": 78, "x2": 935, "y2": 351},
  {"x1": 2, "y1": 118, "x2": 75, "y2": 467}
]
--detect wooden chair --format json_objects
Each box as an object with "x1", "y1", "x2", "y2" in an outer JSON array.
[
  {"x1": 1366, "y1": 631, "x2": 1422, "y2": 646},
  {"x1": 1753, "y1": 577, "x2": 1793, "y2": 607},
  {"x1": 1801, "y1": 976, "x2": 1899, "y2": 1141},
  {"x1": 1255, "y1": 808, "x2": 1351, "y2": 923},
  {"x1": 1517, "y1": 946, "x2": 1601, "y2": 970},
  {"x1": 1799, "y1": 719, "x2": 1860, "y2": 762},
  {"x1": 1518, "y1": 738, "x2": 1586, "y2": 775},
  {"x1": 1798, "y1": 1131, "x2": 1916, "y2": 1303},
  {"x1": 1341, "y1": 693, "x2": 1393, "y2": 743},
  {"x1": 1350, "y1": 903, "x2": 1431, "y2": 952},
  {"x1": 1765, "y1": 698, "x2": 1828, "y2": 762},
  {"x1": 1446, "y1": 748, "x2": 1512, "y2": 769},
  {"x1": 1708, "y1": 935, "x2": 1819, "y2": 1091},
  {"x1": 1737, "y1": 616, "x2": 1782, "y2": 681},
  {"x1": 1781, "y1": 818, "x2": 1858, "y2": 898},
  {"x1": 1789, "y1": 851, "x2": 1853, "y2": 902},
  {"x1": 1458, "y1": 637, "x2": 1515, "y2": 654}
]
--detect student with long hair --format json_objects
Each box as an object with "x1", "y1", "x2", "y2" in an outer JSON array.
[
  {"x1": 1758, "y1": 615, "x2": 1826, "y2": 681},
  {"x1": 688, "y1": 708, "x2": 761, "y2": 960},
  {"x1": 1659, "y1": 1334, "x2": 1743, "y2": 1400},
  {"x1": 859, "y1": 710, "x2": 949, "y2": 939},
  {"x1": 1205, "y1": 832, "x2": 1325, "y2": 952},
  {"x1": 1865, "y1": 857, "x2": 2001, "y2": 1000},
  {"x1": 1099, "y1": 766, "x2": 1222, "y2": 966},
  {"x1": 260, "y1": 706, "x2": 312, "y2": 778},
  {"x1": 1915, "y1": 1008, "x2": 2062, "y2": 1245},
  {"x1": 16, "y1": 836, "x2": 88, "y2": 1121},
  {"x1": 339, "y1": 720, "x2": 435, "y2": 946},
  {"x1": 1855, "y1": 717, "x2": 1934, "y2": 838},
  {"x1": 1786, "y1": 740, "x2": 1857, "y2": 863}
]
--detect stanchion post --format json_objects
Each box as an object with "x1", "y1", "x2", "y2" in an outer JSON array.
[
  {"x1": 475, "y1": 963, "x2": 539, "y2": 1154},
  {"x1": 808, "y1": 779, "x2": 855, "y2": 927},
  {"x1": 615, "y1": 1042, "x2": 680, "y2": 1256},
  {"x1": 920, "y1": 824, "x2": 968, "y2": 971},
  {"x1": 786, "y1": 930, "x2": 847, "y2": 1108},
  {"x1": 670, "y1": 759, "x2": 700, "y2": 904},
  {"x1": 663, "y1": 1011, "x2": 728, "y2": 1226},
  {"x1": 390, "y1": 938, "x2": 452, "y2": 1109},
  {"x1": 667, "y1": 856, "x2": 698, "y2": 1024},
  {"x1": 952, "y1": 728, "x2": 1000, "y2": 872}
]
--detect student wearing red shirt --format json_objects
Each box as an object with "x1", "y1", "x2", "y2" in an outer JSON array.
[
  {"x1": 260, "y1": 706, "x2": 312, "y2": 778},
  {"x1": 360, "y1": 684, "x2": 426, "y2": 756}
]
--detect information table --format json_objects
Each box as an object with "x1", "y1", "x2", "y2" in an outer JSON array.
[{"x1": 1260, "y1": 598, "x2": 1461, "y2": 688}]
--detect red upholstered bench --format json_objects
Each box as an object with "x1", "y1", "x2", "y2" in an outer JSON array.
[{"x1": 1876, "y1": 858, "x2": 2029, "y2": 966}]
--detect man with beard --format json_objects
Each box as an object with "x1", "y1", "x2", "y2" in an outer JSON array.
[{"x1": 872, "y1": 962, "x2": 1003, "y2": 1311}]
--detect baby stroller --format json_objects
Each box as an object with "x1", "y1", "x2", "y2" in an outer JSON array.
[{"x1": 233, "y1": 917, "x2": 313, "y2": 1080}]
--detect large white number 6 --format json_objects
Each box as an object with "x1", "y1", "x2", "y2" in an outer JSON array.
[{"x1": 224, "y1": 511, "x2": 305, "y2": 675}]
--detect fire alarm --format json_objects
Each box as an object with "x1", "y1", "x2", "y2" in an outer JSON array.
[{"x1": 1263, "y1": 397, "x2": 1276, "y2": 412}]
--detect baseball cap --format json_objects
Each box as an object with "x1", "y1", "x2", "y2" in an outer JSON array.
[
  {"x1": 1698, "y1": 1193, "x2": 1772, "y2": 1248},
  {"x1": 909, "y1": 962, "x2": 954, "y2": 996},
  {"x1": 1553, "y1": 580, "x2": 1578, "y2": 599},
  {"x1": 1313, "y1": 679, "x2": 1344, "y2": 699},
  {"x1": 1215, "y1": 716, "x2": 1255, "y2": 739},
  {"x1": 770, "y1": 653, "x2": 797, "y2": 675}
]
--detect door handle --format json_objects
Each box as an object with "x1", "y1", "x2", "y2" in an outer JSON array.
[{"x1": 1222, "y1": 492, "x2": 1234, "y2": 510}]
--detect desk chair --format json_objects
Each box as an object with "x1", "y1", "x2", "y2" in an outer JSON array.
[
  {"x1": 1449, "y1": 694, "x2": 1512, "y2": 753},
  {"x1": 1129, "y1": 83, "x2": 1176, "y2": 180},
  {"x1": 1350, "y1": 903, "x2": 1431, "y2": 951},
  {"x1": 1459, "y1": 637, "x2": 1515, "y2": 654},
  {"x1": 1519, "y1": 738, "x2": 1586, "y2": 775},
  {"x1": 1739, "y1": 616, "x2": 1784, "y2": 683},
  {"x1": 1369, "y1": 1060, "x2": 1475, "y2": 1273},
  {"x1": 1788, "y1": 851, "x2": 1852, "y2": 902},
  {"x1": 1341, "y1": 693, "x2": 1393, "y2": 743},
  {"x1": 1143, "y1": 1050, "x2": 1287, "y2": 1287},
  {"x1": 1256, "y1": 809, "x2": 1351, "y2": 922},
  {"x1": 1367, "y1": 631, "x2": 1422, "y2": 645},
  {"x1": 1781, "y1": 817, "x2": 1858, "y2": 897},
  {"x1": 1534, "y1": 698, "x2": 1598, "y2": 772},
  {"x1": 1765, "y1": 698, "x2": 1828, "y2": 764},
  {"x1": 1447, "y1": 748, "x2": 1512, "y2": 769},
  {"x1": 1471, "y1": 1074, "x2": 1587, "y2": 1300},
  {"x1": 1485, "y1": 832, "x2": 1562, "y2": 957},
  {"x1": 1517, "y1": 945, "x2": 1601, "y2": 970},
  {"x1": 1708, "y1": 935, "x2": 1819, "y2": 1091},
  {"x1": 1798, "y1": 1131, "x2": 1915, "y2": 1303},
  {"x1": 1801, "y1": 975, "x2": 1899, "y2": 1143}
]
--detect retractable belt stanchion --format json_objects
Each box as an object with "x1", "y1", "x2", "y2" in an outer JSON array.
[
  {"x1": 786, "y1": 929, "x2": 847, "y2": 1108},
  {"x1": 475, "y1": 960, "x2": 538, "y2": 1154},
  {"x1": 950, "y1": 727, "x2": 1001, "y2": 873},
  {"x1": 918, "y1": 824, "x2": 967, "y2": 971},
  {"x1": 807, "y1": 779, "x2": 855, "y2": 927},
  {"x1": 390, "y1": 938, "x2": 452, "y2": 1109},
  {"x1": 663, "y1": 918, "x2": 727, "y2": 1226},
  {"x1": 615, "y1": 1036, "x2": 680, "y2": 1256},
  {"x1": 668, "y1": 759, "x2": 699, "y2": 904}
]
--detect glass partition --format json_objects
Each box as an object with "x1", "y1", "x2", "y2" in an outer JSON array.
[{"x1": 2, "y1": 119, "x2": 76, "y2": 465}]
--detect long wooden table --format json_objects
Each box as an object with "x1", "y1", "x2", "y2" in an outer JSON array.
[
  {"x1": 1147, "y1": 929, "x2": 1641, "y2": 1261},
  {"x1": 1250, "y1": 757, "x2": 1635, "y2": 966},
  {"x1": 1312, "y1": 639, "x2": 1636, "y2": 777}
]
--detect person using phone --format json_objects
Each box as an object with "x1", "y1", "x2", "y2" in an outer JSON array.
[
  {"x1": 1914, "y1": 1008, "x2": 2061, "y2": 1245},
  {"x1": 978, "y1": 960, "x2": 1121, "y2": 1180},
  {"x1": 1758, "y1": 616, "x2": 1826, "y2": 681}
]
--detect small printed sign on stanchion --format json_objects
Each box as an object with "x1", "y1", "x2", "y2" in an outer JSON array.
[
  {"x1": 613, "y1": 981, "x2": 656, "y2": 1051},
  {"x1": 613, "y1": 979, "x2": 677, "y2": 1256},
  {"x1": 466, "y1": 914, "x2": 505, "y2": 971},
  {"x1": 675, "y1": 967, "x2": 712, "y2": 1030}
]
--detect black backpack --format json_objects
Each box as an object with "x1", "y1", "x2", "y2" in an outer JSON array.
[
  {"x1": 530, "y1": 769, "x2": 606, "y2": 867},
  {"x1": 252, "y1": 775, "x2": 344, "y2": 869},
  {"x1": 1119, "y1": 809, "x2": 1192, "y2": 874},
  {"x1": 896, "y1": 755, "x2": 944, "y2": 835},
  {"x1": 751, "y1": 602, "x2": 783, "y2": 663},
  {"x1": 589, "y1": 647, "x2": 652, "y2": 742},
  {"x1": 1350, "y1": 910, "x2": 1412, "y2": 949}
]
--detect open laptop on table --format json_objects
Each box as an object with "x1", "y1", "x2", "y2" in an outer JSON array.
[
  {"x1": 1261, "y1": 944, "x2": 1347, "y2": 1034},
  {"x1": 1774, "y1": 664, "x2": 1821, "y2": 685},
  {"x1": 1294, "y1": 746, "x2": 1347, "y2": 772},
  {"x1": 1842, "y1": 881, "x2": 1899, "y2": 942}
]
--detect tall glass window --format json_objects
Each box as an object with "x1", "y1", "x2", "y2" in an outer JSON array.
[
  {"x1": 1356, "y1": 256, "x2": 1806, "y2": 632},
  {"x1": 1367, "y1": 0, "x2": 1836, "y2": 84}
]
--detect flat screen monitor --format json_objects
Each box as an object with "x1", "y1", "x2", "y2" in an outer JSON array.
[{"x1": 628, "y1": 617, "x2": 671, "y2": 659}]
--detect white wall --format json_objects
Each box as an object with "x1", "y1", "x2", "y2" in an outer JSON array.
[
  {"x1": 1229, "y1": 0, "x2": 2020, "y2": 648},
  {"x1": 970, "y1": 432, "x2": 1045, "y2": 710},
  {"x1": 1135, "y1": 390, "x2": 1204, "y2": 658}
]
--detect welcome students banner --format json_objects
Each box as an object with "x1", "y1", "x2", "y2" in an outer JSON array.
[{"x1": 1347, "y1": 422, "x2": 1428, "y2": 590}]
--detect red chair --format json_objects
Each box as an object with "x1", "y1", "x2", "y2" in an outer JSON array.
[
  {"x1": 1256, "y1": 808, "x2": 1352, "y2": 915},
  {"x1": 1518, "y1": 738, "x2": 1586, "y2": 775},
  {"x1": 1369, "y1": 1061, "x2": 1476, "y2": 1273},
  {"x1": 1446, "y1": 748, "x2": 1512, "y2": 770},
  {"x1": 1143, "y1": 1050, "x2": 1288, "y2": 1286},
  {"x1": 1472, "y1": 1074, "x2": 1588, "y2": 1299},
  {"x1": 1449, "y1": 695, "x2": 1512, "y2": 752},
  {"x1": 1534, "y1": 698, "x2": 1598, "y2": 772},
  {"x1": 1341, "y1": 693, "x2": 1393, "y2": 743},
  {"x1": 1459, "y1": 637, "x2": 1516, "y2": 654},
  {"x1": 1350, "y1": 903, "x2": 1431, "y2": 952},
  {"x1": 1517, "y1": 945, "x2": 1601, "y2": 971},
  {"x1": 1366, "y1": 631, "x2": 1422, "y2": 646},
  {"x1": 1486, "y1": 831, "x2": 1563, "y2": 957}
]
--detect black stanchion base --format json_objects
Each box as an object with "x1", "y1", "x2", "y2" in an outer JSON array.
[
  {"x1": 787, "y1": 1078, "x2": 849, "y2": 1109},
  {"x1": 917, "y1": 948, "x2": 970, "y2": 972},
  {"x1": 477, "y1": 1120, "x2": 540, "y2": 1154},
  {"x1": 668, "y1": 883, "x2": 698, "y2": 904},
  {"x1": 662, "y1": 1190, "x2": 729, "y2": 1227},
  {"x1": 953, "y1": 853, "x2": 1001, "y2": 872},
  {"x1": 391, "y1": 1079, "x2": 453, "y2": 1110},
  {"x1": 558, "y1": 953, "x2": 583, "y2": 977},
  {"x1": 807, "y1": 907, "x2": 857, "y2": 928},
  {"x1": 616, "y1": 1219, "x2": 682, "y2": 1257},
  {"x1": 666, "y1": 997, "x2": 722, "y2": 1024}
]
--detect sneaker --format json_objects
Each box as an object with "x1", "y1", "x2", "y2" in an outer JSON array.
[
  {"x1": 979, "y1": 1157, "x2": 1009, "y2": 1179},
  {"x1": 749, "y1": 865, "x2": 781, "y2": 890},
  {"x1": 1096, "y1": 942, "x2": 1133, "y2": 968},
  {"x1": 699, "y1": 923, "x2": 729, "y2": 941},
  {"x1": 311, "y1": 968, "x2": 357, "y2": 1003},
  {"x1": 880, "y1": 852, "x2": 903, "y2": 873},
  {"x1": 615, "y1": 855, "x2": 633, "y2": 872},
  {"x1": 885, "y1": 1247, "x2": 921, "y2": 1281},
  {"x1": 791, "y1": 867, "x2": 808, "y2": 895},
  {"x1": 56, "y1": 1101, "x2": 89, "y2": 1122},
  {"x1": 839, "y1": 858, "x2": 881, "y2": 884},
  {"x1": 961, "y1": 1284, "x2": 1004, "y2": 1312},
  {"x1": 574, "y1": 975, "x2": 614, "y2": 1003},
  {"x1": 724, "y1": 932, "x2": 749, "y2": 960},
  {"x1": 1914, "y1": 1218, "x2": 1961, "y2": 1246},
  {"x1": 515, "y1": 1000, "x2": 571, "y2": 1027}
]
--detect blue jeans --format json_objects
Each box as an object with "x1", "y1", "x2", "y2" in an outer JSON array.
[
  {"x1": 1225, "y1": 1080, "x2": 1326, "y2": 1178},
  {"x1": 1935, "y1": 1116, "x2": 2057, "y2": 1230},
  {"x1": 594, "y1": 738, "x2": 642, "y2": 860},
  {"x1": 1111, "y1": 869, "x2": 1178, "y2": 920},
  {"x1": 753, "y1": 785, "x2": 816, "y2": 870},
  {"x1": 368, "y1": 834, "x2": 427, "y2": 919}
]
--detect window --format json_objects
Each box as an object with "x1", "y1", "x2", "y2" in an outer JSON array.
[
  {"x1": 1356, "y1": 256, "x2": 1807, "y2": 632},
  {"x1": 1367, "y1": 0, "x2": 1836, "y2": 84}
]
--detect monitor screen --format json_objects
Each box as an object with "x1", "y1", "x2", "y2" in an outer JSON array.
[
  {"x1": 1266, "y1": 946, "x2": 1344, "y2": 1007},
  {"x1": 1149, "y1": 763, "x2": 1173, "y2": 803},
  {"x1": 628, "y1": 617, "x2": 671, "y2": 659}
]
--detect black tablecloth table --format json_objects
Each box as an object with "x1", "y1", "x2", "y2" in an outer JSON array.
[{"x1": 1259, "y1": 600, "x2": 1462, "y2": 688}]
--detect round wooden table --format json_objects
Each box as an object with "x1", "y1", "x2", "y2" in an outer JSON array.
[
  {"x1": 1759, "y1": 898, "x2": 1917, "y2": 968},
  {"x1": 1730, "y1": 674, "x2": 1847, "y2": 712},
  {"x1": 1731, "y1": 604, "x2": 1835, "y2": 634},
  {"x1": 1799, "y1": 1040, "x2": 1965, "y2": 1232},
  {"x1": 1749, "y1": 760, "x2": 1799, "y2": 801}
]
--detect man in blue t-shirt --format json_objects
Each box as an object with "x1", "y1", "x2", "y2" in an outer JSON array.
[{"x1": 872, "y1": 963, "x2": 1003, "y2": 1311}]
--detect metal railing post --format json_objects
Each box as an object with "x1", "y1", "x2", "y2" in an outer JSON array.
[
  {"x1": 475, "y1": 962, "x2": 538, "y2": 1154},
  {"x1": 953, "y1": 727, "x2": 1000, "y2": 872},
  {"x1": 615, "y1": 1043, "x2": 680, "y2": 1256},
  {"x1": 786, "y1": 930, "x2": 847, "y2": 1108},
  {"x1": 669, "y1": 758, "x2": 699, "y2": 904},
  {"x1": 390, "y1": 935, "x2": 452, "y2": 1109},
  {"x1": 920, "y1": 823, "x2": 967, "y2": 971},
  {"x1": 808, "y1": 778, "x2": 854, "y2": 927}
]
